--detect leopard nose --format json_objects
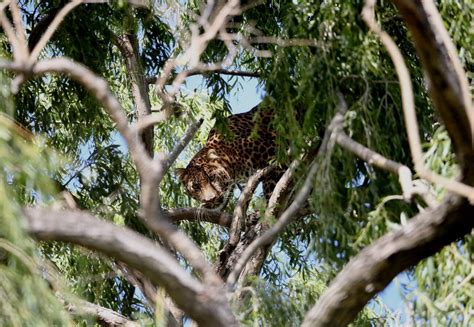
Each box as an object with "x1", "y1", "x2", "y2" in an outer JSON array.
[
  {"x1": 202, "y1": 193, "x2": 216, "y2": 202},
  {"x1": 201, "y1": 187, "x2": 218, "y2": 202}
]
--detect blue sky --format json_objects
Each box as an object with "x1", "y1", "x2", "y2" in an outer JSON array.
[{"x1": 184, "y1": 75, "x2": 264, "y2": 114}]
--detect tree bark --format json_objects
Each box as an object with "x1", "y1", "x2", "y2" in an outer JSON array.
[
  {"x1": 24, "y1": 207, "x2": 237, "y2": 327},
  {"x1": 302, "y1": 195, "x2": 474, "y2": 326},
  {"x1": 116, "y1": 33, "x2": 154, "y2": 157}
]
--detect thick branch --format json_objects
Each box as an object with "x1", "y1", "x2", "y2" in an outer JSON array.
[
  {"x1": 63, "y1": 298, "x2": 139, "y2": 327},
  {"x1": 165, "y1": 207, "x2": 232, "y2": 227},
  {"x1": 301, "y1": 195, "x2": 474, "y2": 326},
  {"x1": 146, "y1": 69, "x2": 260, "y2": 85},
  {"x1": 116, "y1": 33, "x2": 154, "y2": 156},
  {"x1": 24, "y1": 207, "x2": 236, "y2": 327},
  {"x1": 390, "y1": 0, "x2": 474, "y2": 169}
]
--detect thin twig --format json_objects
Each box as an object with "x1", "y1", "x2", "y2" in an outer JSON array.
[
  {"x1": 155, "y1": 0, "x2": 241, "y2": 104},
  {"x1": 145, "y1": 69, "x2": 259, "y2": 84},
  {"x1": 165, "y1": 207, "x2": 232, "y2": 227},
  {"x1": 115, "y1": 33, "x2": 154, "y2": 155},
  {"x1": 132, "y1": 111, "x2": 173, "y2": 131},
  {"x1": 249, "y1": 36, "x2": 321, "y2": 47},
  {"x1": 161, "y1": 118, "x2": 204, "y2": 175},
  {"x1": 62, "y1": 297, "x2": 140, "y2": 326},
  {"x1": 335, "y1": 132, "x2": 413, "y2": 198},
  {"x1": 264, "y1": 159, "x2": 300, "y2": 220}
]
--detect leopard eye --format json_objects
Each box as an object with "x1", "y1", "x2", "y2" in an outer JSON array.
[{"x1": 209, "y1": 175, "x2": 216, "y2": 182}]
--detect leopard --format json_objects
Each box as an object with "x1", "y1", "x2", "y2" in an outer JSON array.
[{"x1": 176, "y1": 104, "x2": 281, "y2": 208}]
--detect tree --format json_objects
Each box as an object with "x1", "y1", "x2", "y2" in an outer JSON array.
[{"x1": 0, "y1": 0, "x2": 472, "y2": 326}]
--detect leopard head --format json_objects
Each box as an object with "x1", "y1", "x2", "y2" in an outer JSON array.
[{"x1": 176, "y1": 165, "x2": 230, "y2": 208}]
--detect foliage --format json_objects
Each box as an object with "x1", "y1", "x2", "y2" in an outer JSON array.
[
  {"x1": 236, "y1": 269, "x2": 388, "y2": 326},
  {"x1": 0, "y1": 107, "x2": 70, "y2": 325},
  {"x1": 0, "y1": 0, "x2": 471, "y2": 325}
]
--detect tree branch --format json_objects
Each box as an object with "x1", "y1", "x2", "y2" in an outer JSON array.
[
  {"x1": 0, "y1": 58, "x2": 225, "y2": 291},
  {"x1": 154, "y1": 0, "x2": 242, "y2": 104},
  {"x1": 62, "y1": 297, "x2": 139, "y2": 327},
  {"x1": 161, "y1": 119, "x2": 204, "y2": 176},
  {"x1": 0, "y1": 3, "x2": 26, "y2": 62},
  {"x1": 116, "y1": 33, "x2": 154, "y2": 156},
  {"x1": 214, "y1": 166, "x2": 276, "y2": 278},
  {"x1": 28, "y1": 0, "x2": 82, "y2": 64},
  {"x1": 113, "y1": 262, "x2": 182, "y2": 327},
  {"x1": 2, "y1": 58, "x2": 154, "y2": 172},
  {"x1": 8, "y1": 1, "x2": 28, "y2": 61},
  {"x1": 335, "y1": 131, "x2": 441, "y2": 206},
  {"x1": 302, "y1": 1, "x2": 474, "y2": 324},
  {"x1": 229, "y1": 160, "x2": 300, "y2": 283},
  {"x1": 145, "y1": 69, "x2": 260, "y2": 85},
  {"x1": 390, "y1": 0, "x2": 474, "y2": 167},
  {"x1": 23, "y1": 207, "x2": 235, "y2": 327},
  {"x1": 301, "y1": 195, "x2": 474, "y2": 326},
  {"x1": 165, "y1": 207, "x2": 232, "y2": 228},
  {"x1": 230, "y1": 166, "x2": 277, "y2": 246}
]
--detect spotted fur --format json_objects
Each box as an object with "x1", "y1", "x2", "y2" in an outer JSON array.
[{"x1": 176, "y1": 105, "x2": 279, "y2": 208}]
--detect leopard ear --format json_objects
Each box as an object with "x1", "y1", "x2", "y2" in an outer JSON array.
[
  {"x1": 207, "y1": 149, "x2": 220, "y2": 160},
  {"x1": 175, "y1": 168, "x2": 186, "y2": 182}
]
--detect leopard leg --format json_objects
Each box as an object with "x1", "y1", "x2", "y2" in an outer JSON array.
[{"x1": 262, "y1": 168, "x2": 286, "y2": 203}]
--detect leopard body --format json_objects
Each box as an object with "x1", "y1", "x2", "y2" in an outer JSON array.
[{"x1": 177, "y1": 105, "x2": 279, "y2": 208}]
